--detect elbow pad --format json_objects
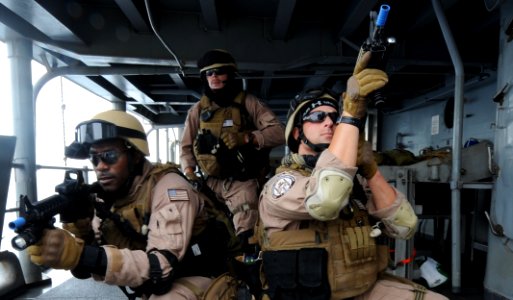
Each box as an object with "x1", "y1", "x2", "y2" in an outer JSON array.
[
  {"x1": 381, "y1": 198, "x2": 418, "y2": 239},
  {"x1": 305, "y1": 168, "x2": 353, "y2": 221}
]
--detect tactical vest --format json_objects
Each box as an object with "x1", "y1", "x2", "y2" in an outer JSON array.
[
  {"x1": 97, "y1": 162, "x2": 243, "y2": 279},
  {"x1": 256, "y1": 163, "x2": 389, "y2": 299},
  {"x1": 98, "y1": 163, "x2": 178, "y2": 250},
  {"x1": 193, "y1": 92, "x2": 268, "y2": 180}
]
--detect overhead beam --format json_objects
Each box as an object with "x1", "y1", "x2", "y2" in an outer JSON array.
[
  {"x1": 114, "y1": 0, "x2": 151, "y2": 34},
  {"x1": 199, "y1": 0, "x2": 219, "y2": 31},
  {"x1": 337, "y1": 0, "x2": 378, "y2": 39},
  {"x1": 272, "y1": 0, "x2": 296, "y2": 40}
]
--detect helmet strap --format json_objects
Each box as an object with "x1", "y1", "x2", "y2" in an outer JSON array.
[
  {"x1": 299, "y1": 130, "x2": 329, "y2": 152},
  {"x1": 302, "y1": 154, "x2": 320, "y2": 169}
]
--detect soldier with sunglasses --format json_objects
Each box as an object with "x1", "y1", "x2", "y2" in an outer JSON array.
[
  {"x1": 255, "y1": 52, "x2": 448, "y2": 299},
  {"x1": 180, "y1": 49, "x2": 285, "y2": 250},
  {"x1": 26, "y1": 110, "x2": 241, "y2": 299}
]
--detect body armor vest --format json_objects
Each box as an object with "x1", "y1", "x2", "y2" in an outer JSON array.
[
  {"x1": 193, "y1": 92, "x2": 266, "y2": 180},
  {"x1": 98, "y1": 163, "x2": 181, "y2": 250},
  {"x1": 257, "y1": 160, "x2": 389, "y2": 299},
  {"x1": 98, "y1": 162, "x2": 242, "y2": 279}
]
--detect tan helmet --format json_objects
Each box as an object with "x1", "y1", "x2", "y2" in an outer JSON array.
[
  {"x1": 74, "y1": 110, "x2": 149, "y2": 156},
  {"x1": 285, "y1": 87, "x2": 339, "y2": 152}
]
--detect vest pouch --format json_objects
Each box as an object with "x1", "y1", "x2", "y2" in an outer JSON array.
[
  {"x1": 297, "y1": 248, "x2": 330, "y2": 300},
  {"x1": 262, "y1": 249, "x2": 330, "y2": 300},
  {"x1": 178, "y1": 217, "x2": 231, "y2": 278},
  {"x1": 196, "y1": 153, "x2": 221, "y2": 177},
  {"x1": 262, "y1": 250, "x2": 297, "y2": 299},
  {"x1": 297, "y1": 248, "x2": 327, "y2": 288}
]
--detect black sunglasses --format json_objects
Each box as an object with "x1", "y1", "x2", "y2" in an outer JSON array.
[
  {"x1": 302, "y1": 111, "x2": 338, "y2": 123},
  {"x1": 89, "y1": 150, "x2": 125, "y2": 166},
  {"x1": 205, "y1": 68, "x2": 228, "y2": 77}
]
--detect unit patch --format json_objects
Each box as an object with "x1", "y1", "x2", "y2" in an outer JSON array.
[{"x1": 271, "y1": 174, "x2": 295, "y2": 199}]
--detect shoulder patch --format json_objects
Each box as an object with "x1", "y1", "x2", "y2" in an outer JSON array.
[
  {"x1": 167, "y1": 189, "x2": 188, "y2": 201},
  {"x1": 271, "y1": 173, "x2": 295, "y2": 199}
]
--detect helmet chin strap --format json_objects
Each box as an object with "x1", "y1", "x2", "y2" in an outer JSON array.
[{"x1": 299, "y1": 130, "x2": 329, "y2": 152}]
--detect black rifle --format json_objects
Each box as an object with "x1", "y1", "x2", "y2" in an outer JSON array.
[
  {"x1": 361, "y1": 4, "x2": 395, "y2": 109},
  {"x1": 9, "y1": 169, "x2": 99, "y2": 250}
]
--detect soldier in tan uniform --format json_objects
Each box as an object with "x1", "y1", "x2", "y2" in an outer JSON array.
[
  {"x1": 27, "y1": 110, "x2": 237, "y2": 299},
  {"x1": 180, "y1": 49, "x2": 285, "y2": 246},
  {"x1": 257, "y1": 52, "x2": 449, "y2": 299}
]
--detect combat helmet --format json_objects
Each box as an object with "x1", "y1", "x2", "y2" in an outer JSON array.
[
  {"x1": 197, "y1": 49, "x2": 238, "y2": 74},
  {"x1": 74, "y1": 110, "x2": 149, "y2": 156},
  {"x1": 285, "y1": 87, "x2": 339, "y2": 153}
]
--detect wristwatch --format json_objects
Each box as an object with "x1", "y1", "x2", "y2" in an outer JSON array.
[{"x1": 336, "y1": 116, "x2": 363, "y2": 130}]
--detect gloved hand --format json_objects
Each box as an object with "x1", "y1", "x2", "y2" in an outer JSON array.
[
  {"x1": 62, "y1": 218, "x2": 94, "y2": 243},
  {"x1": 27, "y1": 228, "x2": 84, "y2": 270},
  {"x1": 220, "y1": 131, "x2": 248, "y2": 150},
  {"x1": 357, "y1": 136, "x2": 378, "y2": 179},
  {"x1": 185, "y1": 170, "x2": 200, "y2": 182},
  {"x1": 185, "y1": 169, "x2": 203, "y2": 190},
  {"x1": 342, "y1": 51, "x2": 389, "y2": 118}
]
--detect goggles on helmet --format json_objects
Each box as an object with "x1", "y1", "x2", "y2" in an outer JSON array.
[
  {"x1": 302, "y1": 111, "x2": 338, "y2": 123},
  {"x1": 75, "y1": 120, "x2": 146, "y2": 145}
]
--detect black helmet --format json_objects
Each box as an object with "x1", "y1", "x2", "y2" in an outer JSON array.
[
  {"x1": 197, "y1": 49, "x2": 238, "y2": 74},
  {"x1": 285, "y1": 87, "x2": 339, "y2": 152}
]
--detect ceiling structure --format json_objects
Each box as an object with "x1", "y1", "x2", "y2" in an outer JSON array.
[{"x1": 0, "y1": 0, "x2": 502, "y2": 126}]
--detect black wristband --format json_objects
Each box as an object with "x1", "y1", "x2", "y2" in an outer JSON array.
[
  {"x1": 74, "y1": 245, "x2": 107, "y2": 276},
  {"x1": 336, "y1": 116, "x2": 363, "y2": 129}
]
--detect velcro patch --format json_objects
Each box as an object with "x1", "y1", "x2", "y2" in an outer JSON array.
[
  {"x1": 223, "y1": 119, "x2": 234, "y2": 127},
  {"x1": 167, "y1": 189, "x2": 188, "y2": 201},
  {"x1": 271, "y1": 173, "x2": 295, "y2": 199}
]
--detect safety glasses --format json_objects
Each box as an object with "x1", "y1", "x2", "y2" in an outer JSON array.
[
  {"x1": 205, "y1": 68, "x2": 228, "y2": 77},
  {"x1": 302, "y1": 111, "x2": 338, "y2": 123},
  {"x1": 89, "y1": 150, "x2": 125, "y2": 166}
]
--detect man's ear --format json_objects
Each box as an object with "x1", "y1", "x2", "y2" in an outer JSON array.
[
  {"x1": 134, "y1": 151, "x2": 144, "y2": 163},
  {"x1": 292, "y1": 127, "x2": 300, "y2": 140}
]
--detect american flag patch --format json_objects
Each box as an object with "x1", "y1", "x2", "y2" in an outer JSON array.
[{"x1": 167, "y1": 189, "x2": 188, "y2": 201}]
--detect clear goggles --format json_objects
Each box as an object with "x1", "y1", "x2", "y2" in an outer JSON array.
[{"x1": 74, "y1": 120, "x2": 146, "y2": 145}]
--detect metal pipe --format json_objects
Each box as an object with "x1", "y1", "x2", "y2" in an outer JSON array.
[
  {"x1": 431, "y1": 0, "x2": 465, "y2": 293},
  {"x1": 32, "y1": 65, "x2": 182, "y2": 101},
  {"x1": 7, "y1": 37, "x2": 43, "y2": 285}
]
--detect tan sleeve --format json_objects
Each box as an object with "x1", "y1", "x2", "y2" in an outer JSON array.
[
  {"x1": 100, "y1": 173, "x2": 201, "y2": 287},
  {"x1": 366, "y1": 186, "x2": 407, "y2": 219},
  {"x1": 180, "y1": 102, "x2": 202, "y2": 171},
  {"x1": 259, "y1": 150, "x2": 357, "y2": 234},
  {"x1": 244, "y1": 94, "x2": 285, "y2": 150}
]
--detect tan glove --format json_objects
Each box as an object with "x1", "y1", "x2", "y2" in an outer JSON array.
[
  {"x1": 27, "y1": 228, "x2": 84, "y2": 270},
  {"x1": 185, "y1": 170, "x2": 200, "y2": 182},
  {"x1": 220, "y1": 131, "x2": 248, "y2": 150},
  {"x1": 62, "y1": 218, "x2": 92, "y2": 236},
  {"x1": 357, "y1": 136, "x2": 378, "y2": 179},
  {"x1": 342, "y1": 51, "x2": 389, "y2": 118},
  {"x1": 62, "y1": 218, "x2": 94, "y2": 243}
]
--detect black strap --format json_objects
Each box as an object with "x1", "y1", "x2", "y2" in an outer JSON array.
[{"x1": 336, "y1": 115, "x2": 363, "y2": 130}]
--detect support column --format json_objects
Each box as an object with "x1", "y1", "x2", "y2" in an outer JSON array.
[{"x1": 8, "y1": 37, "x2": 43, "y2": 285}]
